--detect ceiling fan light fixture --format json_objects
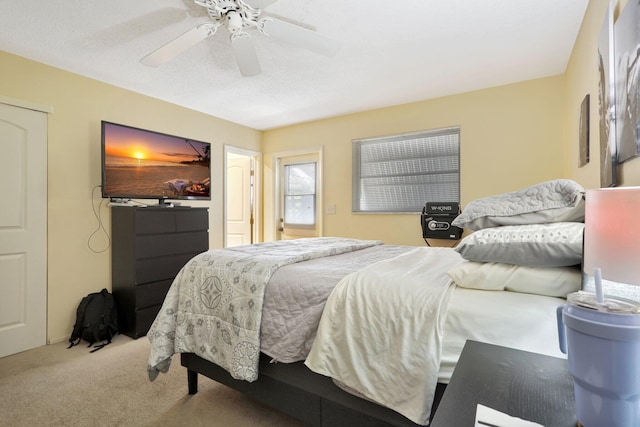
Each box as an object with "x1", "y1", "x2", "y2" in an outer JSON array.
[{"x1": 227, "y1": 11, "x2": 244, "y2": 34}]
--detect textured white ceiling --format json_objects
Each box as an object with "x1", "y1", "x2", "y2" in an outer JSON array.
[{"x1": 0, "y1": 0, "x2": 588, "y2": 130}]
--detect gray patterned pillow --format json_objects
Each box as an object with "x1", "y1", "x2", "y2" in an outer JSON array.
[
  {"x1": 452, "y1": 179, "x2": 585, "y2": 231},
  {"x1": 455, "y1": 222, "x2": 584, "y2": 267}
]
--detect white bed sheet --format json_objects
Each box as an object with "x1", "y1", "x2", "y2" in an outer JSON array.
[{"x1": 438, "y1": 287, "x2": 566, "y2": 383}]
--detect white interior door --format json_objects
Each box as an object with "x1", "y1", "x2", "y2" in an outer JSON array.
[
  {"x1": 225, "y1": 147, "x2": 260, "y2": 247},
  {"x1": 0, "y1": 102, "x2": 48, "y2": 357},
  {"x1": 226, "y1": 154, "x2": 253, "y2": 247}
]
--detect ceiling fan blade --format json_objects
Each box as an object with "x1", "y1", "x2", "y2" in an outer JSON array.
[
  {"x1": 141, "y1": 23, "x2": 218, "y2": 67},
  {"x1": 231, "y1": 35, "x2": 262, "y2": 77},
  {"x1": 261, "y1": 19, "x2": 339, "y2": 57},
  {"x1": 244, "y1": 0, "x2": 278, "y2": 9},
  {"x1": 89, "y1": 8, "x2": 189, "y2": 47},
  {"x1": 181, "y1": 0, "x2": 209, "y2": 17}
]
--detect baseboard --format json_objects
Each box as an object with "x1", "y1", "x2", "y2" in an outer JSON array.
[{"x1": 48, "y1": 335, "x2": 69, "y2": 345}]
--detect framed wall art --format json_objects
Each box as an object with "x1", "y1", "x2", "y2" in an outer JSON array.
[
  {"x1": 579, "y1": 94, "x2": 590, "y2": 167},
  {"x1": 597, "y1": 1, "x2": 617, "y2": 187},
  {"x1": 614, "y1": 0, "x2": 640, "y2": 164}
]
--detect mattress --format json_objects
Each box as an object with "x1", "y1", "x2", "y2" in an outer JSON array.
[
  {"x1": 260, "y1": 244, "x2": 566, "y2": 384},
  {"x1": 438, "y1": 287, "x2": 565, "y2": 383}
]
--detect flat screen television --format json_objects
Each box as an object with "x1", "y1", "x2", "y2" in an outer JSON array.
[{"x1": 101, "y1": 121, "x2": 211, "y2": 204}]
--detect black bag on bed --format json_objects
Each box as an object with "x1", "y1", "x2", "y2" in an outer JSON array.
[{"x1": 67, "y1": 288, "x2": 118, "y2": 352}]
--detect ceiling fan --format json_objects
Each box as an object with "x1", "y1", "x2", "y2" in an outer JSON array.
[{"x1": 141, "y1": 0, "x2": 339, "y2": 76}]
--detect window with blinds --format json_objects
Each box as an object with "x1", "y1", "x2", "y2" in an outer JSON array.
[{"x1": 352, "y1": 127, "x2": 460, "y2": 213}]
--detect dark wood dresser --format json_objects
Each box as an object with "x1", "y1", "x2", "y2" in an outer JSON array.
[{"x1": 111, "y1": 206, "x2": 209, "y2": 338}]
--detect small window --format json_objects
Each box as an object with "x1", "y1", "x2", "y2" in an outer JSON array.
[
  {"x1": 352, "y1": 127, "x2": 460, "y2": 213},
  {"x1": 284, "y1": 162, "x2": 317, "y2": 226}
]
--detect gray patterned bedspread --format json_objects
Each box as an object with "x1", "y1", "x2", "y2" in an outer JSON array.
[{"x1": 147, "y1": 237, "x2": 382, "y2": 382}]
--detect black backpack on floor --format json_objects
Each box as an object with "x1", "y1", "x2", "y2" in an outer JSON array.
[{"x1": 68, "y1": 288, "x2": 118, "y2": 352}]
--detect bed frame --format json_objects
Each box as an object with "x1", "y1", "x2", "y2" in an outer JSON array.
[{"x1": 181, "y1": 352, "x2": 446, "y2": 427}]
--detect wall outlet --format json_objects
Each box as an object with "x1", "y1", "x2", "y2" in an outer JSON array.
[{"x1": 326, "y1": 204, "x2": 336, "y2": 215}]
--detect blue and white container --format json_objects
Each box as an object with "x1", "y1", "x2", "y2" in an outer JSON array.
[{"x1": 557, "y1": 291, "x2": 640, "y2": 427}]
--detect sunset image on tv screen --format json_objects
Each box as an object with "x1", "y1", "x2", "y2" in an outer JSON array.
[{"x1": 102, "y1": 122, "x2": 210, "y2": 199}]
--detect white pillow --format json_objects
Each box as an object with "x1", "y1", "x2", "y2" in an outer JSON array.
[
  {"x1": 447, "y1": 261, "x2": 582, "y2": 297},
  {"x1": 455, "y1": 222, "x2": 584, "y2": 267},
  {"x1": 452, "y1": 179, "x2": 585, "y2": 231}
]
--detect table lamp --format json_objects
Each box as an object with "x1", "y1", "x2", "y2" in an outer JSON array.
[{"x1": 557, "y1": 186, "x2": 640, "y2": 427}]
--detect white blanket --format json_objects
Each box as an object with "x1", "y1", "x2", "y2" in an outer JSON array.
[{"x1": 305, "y1": 247, "x2": 464, "y2": 425}]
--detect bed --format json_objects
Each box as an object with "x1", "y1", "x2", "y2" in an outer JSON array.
[{"x1": 147, "y1": 179, "x2": 587, "y2": 426}]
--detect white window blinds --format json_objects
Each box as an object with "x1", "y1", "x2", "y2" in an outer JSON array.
[{"x1": 352, "y1": 127, "x2": 460, "y2": 213}]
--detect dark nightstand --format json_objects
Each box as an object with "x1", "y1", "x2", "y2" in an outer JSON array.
[{"x1": 431, "y1": 340, "x2": 577, "y2": 427}]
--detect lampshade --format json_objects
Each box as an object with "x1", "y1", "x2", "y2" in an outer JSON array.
[{"x1": 583, "y1": 187, "x2": 640, "y2": 297}]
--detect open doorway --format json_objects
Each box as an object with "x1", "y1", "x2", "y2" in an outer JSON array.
[{"x1": 224, "y1": 146, "x2": 261, "y2": 247}]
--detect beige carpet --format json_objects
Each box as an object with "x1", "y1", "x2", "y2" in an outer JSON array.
[{"x1": 0, "y1": 335, "x2": 306, "y2": 427}]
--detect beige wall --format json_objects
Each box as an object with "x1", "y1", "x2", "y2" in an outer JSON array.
[
  {"x1": 563, "y1": 0, "x2": 640, "y2": 187},
  {"x1": 0, "y1": 51, "x2": 261, "y2": 343},
  {"x1": 262, "y1": 76, "x2": 567, "y2": 246}
]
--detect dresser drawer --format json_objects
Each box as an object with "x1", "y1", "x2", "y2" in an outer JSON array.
[
  {"x1": 134, "y1": 208, "x2": 209, "y2": 235},
  {"x1": 134, "y1": 210, "x2": 177, "y2": 234},
  {"x1": 135, "y1": 231, "x2": 208, "y2": 259},
  {"x1": 133, "y1": 305, "x2": 163, "y2": 338},
  {"x1": 135, "y1": 252, "x2": 199, "y2": 284},
  {"x1": 176, "y1": 209, "x2": 209, "y2": 232},
  {"x1": 135, "y1": 280, "x2": 173, "y2": 309}
]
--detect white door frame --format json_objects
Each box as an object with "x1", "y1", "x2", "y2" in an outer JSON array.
[
  {"x1": 223, "y1": 145, "x2": 262, "y2": 247},
  {"x1": 0, "y1": 96, "x2": 54, "y2": 115},
  {"x1": 273, "y1": 146, "x2": 323, "y2": 240}
]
